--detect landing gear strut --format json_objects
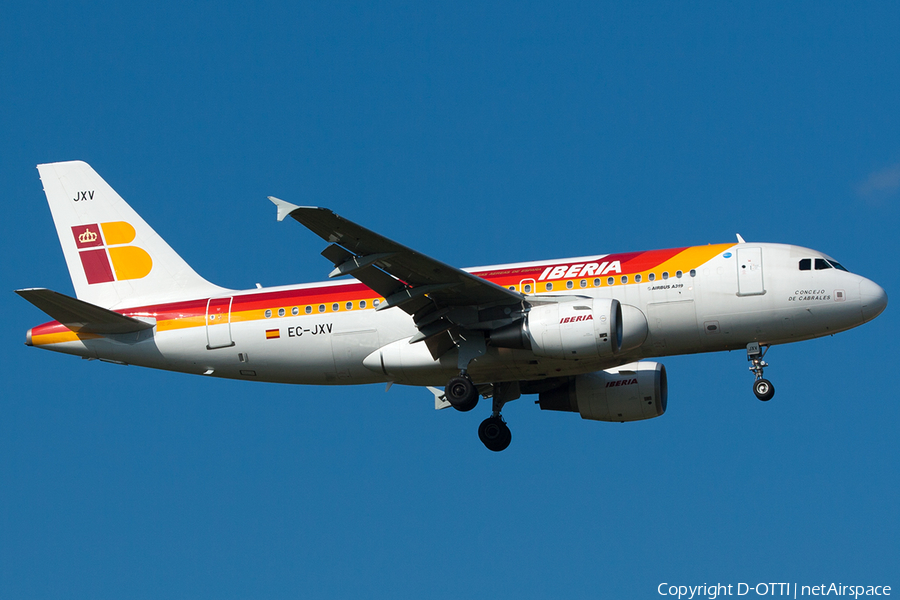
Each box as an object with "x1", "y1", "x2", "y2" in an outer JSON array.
[
  {"x1": 747, "y1": 342, "x2": 775, "y2": 401},
  {"x1": 443, "y1": 330, "x2": 518, "y2": 451},
  {"x1": 444, "y1": 331, "x2": 487, "y2": 412}
]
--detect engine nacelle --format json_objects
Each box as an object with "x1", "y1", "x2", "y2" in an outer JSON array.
[
  {"x1": 489, "y1": 299, "x2": 648, "y2": 360},
  {"x1": 527, "y1": 298, "x2": 621, "y2": 359},
  {"x1": 487, "y1": 298, "x2": 623, "y2": 359},
  {"x1": 537, "y1": 361, "x2": 667, "y2": 422}
]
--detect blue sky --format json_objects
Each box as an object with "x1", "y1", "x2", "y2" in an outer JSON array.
[{"x1": 2, "y1": 2, "x2": 898, "y2": 598}]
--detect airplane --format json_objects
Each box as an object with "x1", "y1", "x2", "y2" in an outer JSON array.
[{"x1": 18, "y1": 161, "x2": 888, "y2": 451}]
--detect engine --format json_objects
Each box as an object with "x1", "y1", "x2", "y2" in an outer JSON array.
[
  {"x1": 536, "y1": 361, "x2": 667, "y2": 422},
  {"x1": 489, "y1": 299, "x2": 649, "y2": 360}
]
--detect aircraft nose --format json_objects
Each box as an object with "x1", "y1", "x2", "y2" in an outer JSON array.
[{"x1": 859, "y1": 278, "x2": 888, "y2": 322}]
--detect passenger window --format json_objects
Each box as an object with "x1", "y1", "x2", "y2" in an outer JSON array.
[
  {"x1": 508, "y1": 286, "x2": 516, "y2": 291},
  {"x1": 332, "y1": 303, "x2": 339, "y2": 312},
  {"x1": 607, "y1": 277, "x2": 614, "y2": 286},
  {"x1": 689, "y1": 269, "x2": 696, "y2": 277},
  {"x1": 815, "y1": 258, "x2": 832, "y2": 270},
  {"x1": 634, "y1": 274, "x2": 642, "y2": 282},
  {"x1": 580, "y1": 279, "x2": 587, "y2": 288},
  {"x1": 799, "y1": 259, "x2": 811, "y2": 271},
  {"x1": 676, "y1": 270, "x2": 682, "y2": 278},
  {"x1": 566, "y1": 280, "x2": 574, "y2": 289},
  {"x1": 620, "y1": 275, "x2": 628, "y2": 284},
  {"x1": 373, "y1": 299, "x2": 381, "y2": 307},
  {"x1": 318, "y1": 304, "x2": 325, "y2": 313},
  {"x1": 545, "y1": 282, "x2": 553, "y2": 291},
  {"x1": 346, "y1": 302, "x2": 353, "y2": 310},
  {"x1": 305, "y1": 306, "x2": 312, "y2": 314},
  {"x1": 523, "y1": 284, "x2": 532, "y2": 293},
  {"x1": 278, "y1": 308, "x2": 285, "y2": 317},
  {"x1": 359, "y1": 300, "x2": 367, "y2": 309},
  {"x1": 648, "y1": 273, "x2": 655, "y2": 281},
  {"x1": 264, "y1": 309, "x2": 272, "y2": 318},
  {"x1": 593, "y1": 278, "x2": 601, "y2": 287},
  {"x1": 662, "y1": 271, "x2": 669, "y2": 280},
  {"x1": 292, "y1": 306, "x2": 299, "y2": 316}
]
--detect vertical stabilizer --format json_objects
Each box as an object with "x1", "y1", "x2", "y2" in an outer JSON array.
[{"x1": 37, "y1": 161, "x2": 226, "y2": 309}]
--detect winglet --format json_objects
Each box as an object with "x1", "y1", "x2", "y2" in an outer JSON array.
[
  {"x1": 268, "y1": 197, "x2": 302, "y2": 222},
  {"x1": 736, "y1": 233, "x2": 746, "y2": 243}
]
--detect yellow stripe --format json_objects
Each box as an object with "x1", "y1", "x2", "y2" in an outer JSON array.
[
  {"x1": 32, "y1": 331, "x2": 101, "y2": 346},
  {"x1": 651, "y1": 244, "x2": 734, "y2": 278},
  {"x1": 155, "y1": 315, "x2": 207, "y2": 332}
]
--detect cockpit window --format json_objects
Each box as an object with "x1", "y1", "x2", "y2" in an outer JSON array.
[{"x1": 802, "y1": 257, "x2": 850, "y2": 272}]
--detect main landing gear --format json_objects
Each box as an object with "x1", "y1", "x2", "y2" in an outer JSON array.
[
  {"x1": 478, "y1": 415, "x2": 511, "y2": 452},
  {"x1": 747, "y1": 342, "x2": 775, "y2": 401},
  {"x1": 443, "y1": 374, "x2": 518, "y2": 452},
  {"x1": 445, "y1": 372, "x2": 479, "y2": 412},
  {"x1": 444, "y1": 330, "x2": 516, "y2": 451},
  {"x1": 444, "y1": 331, "x2": 486, "y2": 412}
]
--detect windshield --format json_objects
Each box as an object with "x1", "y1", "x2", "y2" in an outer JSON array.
[
  {"x1": 799, "y1": 257, "x2": 851, "y2": 272},
  {"x1": 827, "y1": 259, "x2": 849, "y2": 272}
]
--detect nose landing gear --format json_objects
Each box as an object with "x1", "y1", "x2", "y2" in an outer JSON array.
[{"x1": 747, "y1": 342, "x2": 775, "y2": 401}]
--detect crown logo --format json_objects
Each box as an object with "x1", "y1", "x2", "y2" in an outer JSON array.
[{"x1": 79, "y1": 229, "x2": 98, "y2": 244}]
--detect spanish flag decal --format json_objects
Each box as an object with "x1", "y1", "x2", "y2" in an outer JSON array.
[{"x1": 265, "y1": 329, "x2": 280, "y2": 340}]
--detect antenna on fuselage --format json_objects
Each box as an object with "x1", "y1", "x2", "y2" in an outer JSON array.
[{"x1": 736, "y1": 234, "x2": 746, "y2": 243}]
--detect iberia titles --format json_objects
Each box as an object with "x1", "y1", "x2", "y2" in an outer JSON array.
[{"x1": 537, "y1": 261, "x2": 621, "y2": 281}]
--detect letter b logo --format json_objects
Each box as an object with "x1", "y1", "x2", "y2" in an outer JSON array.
[{"x1": 71, "y1": 222, "x2": 153, "y2": 284}]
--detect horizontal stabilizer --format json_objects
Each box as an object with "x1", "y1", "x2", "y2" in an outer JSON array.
[{"x1": 16, "y1": 288, "x2": 154, "y2": 334}]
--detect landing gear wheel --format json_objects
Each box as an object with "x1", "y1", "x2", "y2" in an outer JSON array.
[
  {"x1": 753, "y1": 378, "x2": 775, "y2": 401},
  {"x1": 445, "y1": 375, "x2": 479, "y2": 412},
  {"x1": 478, "y1": 416, "x2": 512, "y2": 452}
]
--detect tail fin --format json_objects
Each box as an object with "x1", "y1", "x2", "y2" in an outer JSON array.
[{"x1": 37, "y1": 161, "x2": 225, "y2": 309}]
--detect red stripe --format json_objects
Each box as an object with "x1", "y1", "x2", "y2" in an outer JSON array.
[
  {"x1": 618, "y1": 248, "x2": 685, "y2": 273},
  {"x1": 113, "y1": 245, "x2": 695, "y2": 319}
]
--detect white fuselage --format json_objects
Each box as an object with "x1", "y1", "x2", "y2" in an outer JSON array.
[{"x1": 30, "y1": 242, "x2": 886, "y2": 389}]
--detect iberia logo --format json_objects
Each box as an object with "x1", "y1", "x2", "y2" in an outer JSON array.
[{"x1": 71, "y1": 222, "x2": 153, "y2": 284}]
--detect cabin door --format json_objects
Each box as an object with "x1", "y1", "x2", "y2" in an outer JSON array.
[
  {"x1": 206, "y1": 296, "x2": 234, "y2": 349},
  {"x1": 736, "y1": 247, "x2": 765, "y2": 296}
]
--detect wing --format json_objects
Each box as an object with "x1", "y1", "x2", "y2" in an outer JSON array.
[{"x1": 270, "y1": 199, "x2": 526, "y2": 346}]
